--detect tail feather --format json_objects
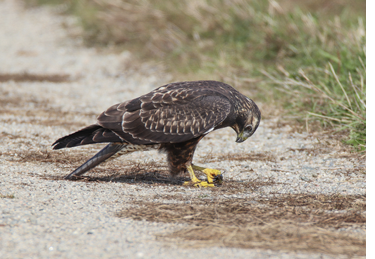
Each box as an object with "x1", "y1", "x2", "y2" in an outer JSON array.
[
  {"x1": 52, "y1": 124, "x2": 123, "y2": 150},
  {"x1": 64, "y1": 143, "x2": 127, "y2": 179}
]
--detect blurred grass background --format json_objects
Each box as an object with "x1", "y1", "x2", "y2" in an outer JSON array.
[{"x1": 25, "y1": 0, "x2": 366, "y2": 152}]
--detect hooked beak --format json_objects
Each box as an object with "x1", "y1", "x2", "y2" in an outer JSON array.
[
  {"x1": 236, "y1": 137, "x2": 245, "y2": 143},
  {"x1": 235, "y1": 132, "x2": 246, "y2": 143}
]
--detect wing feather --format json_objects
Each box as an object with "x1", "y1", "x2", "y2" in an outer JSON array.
[{"x1": 97, "y1": 86, "x2": 232, "y2": 144}]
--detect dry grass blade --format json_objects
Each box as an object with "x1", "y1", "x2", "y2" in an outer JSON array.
[
  {"x1": 0, "y1": 193, "x2": 15, "y2": 199},
  {"x1": 349, "y1": 72, "x2": 366, "y2": 109},
  {"x1": 328, "y1": 63, "x2": 352, "y2": 109},
  {"x1": 0, "y1": 72, "x2": 70, "y2": 82},
  {"x1": 206, "y1": 152, "x2": 276, "y2": 163},
  {"x1": 307, "y1": 112, "x2": 350, "y2": 123}
]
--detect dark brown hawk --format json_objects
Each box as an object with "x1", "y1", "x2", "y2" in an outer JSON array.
[{"x1": 52, "y1": 80, "x2": 261, "y2": 187}]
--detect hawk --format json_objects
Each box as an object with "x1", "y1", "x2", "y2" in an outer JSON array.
[{"x1": 52, "y1": 80, "x2": 261, "y2": 187}]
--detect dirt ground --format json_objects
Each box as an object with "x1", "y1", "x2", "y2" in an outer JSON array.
[{"x1": 0, "y1": 1, "x2": 365, "y2": 258}]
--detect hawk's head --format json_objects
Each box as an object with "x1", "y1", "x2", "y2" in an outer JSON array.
[{"x1": 232, "y1": 98, "x2": 261, "y2": 143}]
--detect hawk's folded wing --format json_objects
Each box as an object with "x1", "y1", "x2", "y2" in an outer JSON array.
[{"x1": 98, "y1": 88, "x2": 232, "y2": 144}]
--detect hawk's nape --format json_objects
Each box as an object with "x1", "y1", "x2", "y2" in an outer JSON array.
[{"x1": 52, "y1": 80, "x2": 261, "y2": 187}]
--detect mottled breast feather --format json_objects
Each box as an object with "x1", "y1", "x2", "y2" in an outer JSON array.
[{"x1": 97, "y1": 82, "x2": 233, "y2": 144}]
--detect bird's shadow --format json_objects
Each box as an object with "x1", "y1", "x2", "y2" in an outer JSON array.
[
  {"x1": 89, "y1": 170, "x2": 188, "y2": 186},
  {"x1": 44, "y1": 169, "x2": 189, "y2": 186}
]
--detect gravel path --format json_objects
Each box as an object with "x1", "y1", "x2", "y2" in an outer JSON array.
[{"x1": 0, "y1": 1, "x2": 365, "y2": 258}]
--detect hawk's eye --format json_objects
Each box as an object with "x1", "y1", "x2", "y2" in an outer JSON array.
[{"x1": 245, "y1": 125, "x2": 253, "y2": 132}]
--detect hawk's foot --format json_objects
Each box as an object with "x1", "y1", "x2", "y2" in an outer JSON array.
[
  {"x1": 192, "y1": 165, "x2": 223, "y2": 185},
  {"x1": 185, "y1": 164, "x2": 215, "y2": 187}
]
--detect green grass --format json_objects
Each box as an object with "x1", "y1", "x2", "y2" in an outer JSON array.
[{"x1": 25, "y1": 0, "x2": 366, "y2": 151}]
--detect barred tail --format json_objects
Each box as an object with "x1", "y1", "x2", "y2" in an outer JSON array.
[{"x1": 64, "y1": 143, "x2": 126, "y2": 179}]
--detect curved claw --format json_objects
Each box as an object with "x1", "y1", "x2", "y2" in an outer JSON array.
[
  {"x1": 213, "y1": 174, "x2": 223, "y2": 185},
  {"x1": 202, "y1": 168, "x2": 223, "y2": 185}
]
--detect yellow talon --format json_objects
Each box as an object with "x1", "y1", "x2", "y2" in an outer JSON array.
[{"x1": 183, "y1": 165, "x2": 222, "y2": 187}]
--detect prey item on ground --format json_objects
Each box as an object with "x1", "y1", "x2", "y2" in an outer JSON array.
[{"x1": 52, "y1": 80, "x2": 261, "y2": 187}]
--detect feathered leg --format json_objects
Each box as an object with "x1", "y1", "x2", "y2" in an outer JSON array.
[{"x1": 64, "y1": 143, "x2": 127, "y2": 179}]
